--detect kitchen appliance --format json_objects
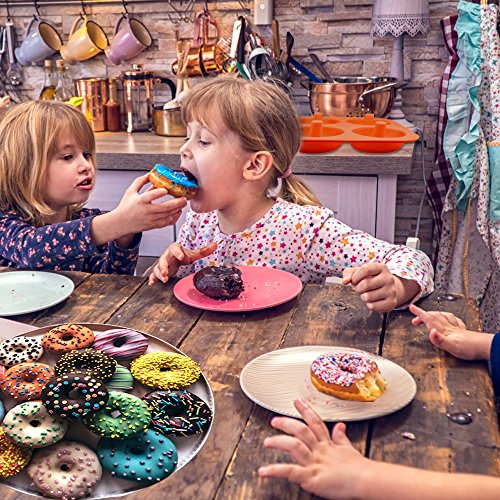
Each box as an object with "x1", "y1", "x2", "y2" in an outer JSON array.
[
  {"x1": 75, "y1": 78, "x2": 109, "y2": 131},
  {"x1": 121, "y1": 64, "x2": 176, "y2": 133},
  {"x1": 307, "y1": 77, "x2": 399, "y2": 117}
]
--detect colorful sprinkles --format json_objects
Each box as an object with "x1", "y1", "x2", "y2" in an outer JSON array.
[{"x1": 311, "y1": 353, "x2": 377, "y2": 387}]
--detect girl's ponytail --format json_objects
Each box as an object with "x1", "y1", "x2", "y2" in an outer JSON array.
[{"x1": 281, "y1": 175, "x2": 321, "y2": 206}]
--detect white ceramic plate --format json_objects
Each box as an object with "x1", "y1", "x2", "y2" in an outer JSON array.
[
  {"x1": 240, "y1": 345, "x2": 416, "y2": 422},
  {"x1": 0, "y1": 323, "x2": 214, "y2": 498},
  {"x1": 0, "y1": 271, "x2": 74, "y2": 316}
]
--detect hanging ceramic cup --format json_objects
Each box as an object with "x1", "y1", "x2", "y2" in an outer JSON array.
[
  {"x1": 15, "y1": 17, "x2": 62, "y2": 65},
  {"x1": 60, "y1": 15, "x2": 108, "y2": 63},
  {"x1": 105, "y1": 14, "x2": 152, "y2": 65}
]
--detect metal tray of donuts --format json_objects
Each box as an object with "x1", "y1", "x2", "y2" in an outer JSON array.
[{"x1": 0, "y1": 323, "x2": 214, "y2": 498}]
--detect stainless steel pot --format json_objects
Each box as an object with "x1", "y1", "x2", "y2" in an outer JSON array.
[
  {"x1": 307, "y1": 76, "x2": 398, "y2": 117},
  {"x1": 153, "y1": 106, "x2": 187, "y2": 137}
]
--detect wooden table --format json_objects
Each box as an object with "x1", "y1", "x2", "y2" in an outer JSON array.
[{"x1": 1, "y1": 270, "x2": 499, "y2": 499}]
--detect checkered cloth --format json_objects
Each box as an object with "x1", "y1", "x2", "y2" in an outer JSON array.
[{"x1": 427, "y1": 15, "x2": 459, "y2": 259}]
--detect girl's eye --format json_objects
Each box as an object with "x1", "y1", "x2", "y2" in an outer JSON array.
[
  {"x1": 198, "y1": 140, "x2": 209, "y2": 146},
  {"x1": 62, "y1": 154, "x2": 73, "y2": 161},
  {"x1": 83, "y1": 152, "x2": 92, "y2": 160}
]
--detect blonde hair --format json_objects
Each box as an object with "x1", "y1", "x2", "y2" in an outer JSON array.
[
  {"x1": 182, "y1": 76, "x2": 321, "y2": 206},
  {"x1": 0, "y1": 100, "x2": 96, "y2": 226}
]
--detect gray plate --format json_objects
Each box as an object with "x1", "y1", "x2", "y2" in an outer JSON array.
[{"x1": 0, "y1": 271, "x2": 74, "y2": 316}]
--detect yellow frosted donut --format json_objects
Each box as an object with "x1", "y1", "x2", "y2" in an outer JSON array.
[
  {"x1": 130, "y1": 352, "x2": 201, "y2": 390},
  {"x1": 0, "y1": 427, "x2": 32, "y2": 478}
]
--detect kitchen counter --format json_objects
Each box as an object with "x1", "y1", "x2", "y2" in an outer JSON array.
[{"x1": 95, "y1": 131, "x2": 415, "y2": 175}]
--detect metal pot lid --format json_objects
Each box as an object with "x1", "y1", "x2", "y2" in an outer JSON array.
[{"x1": 122, "y1": 63, "x2": 154, "y2": 79}]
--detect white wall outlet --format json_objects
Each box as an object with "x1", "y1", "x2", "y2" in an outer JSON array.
[
  {"x1": 254, "y1": 0, "x2": 273, "y2": 25},
  {"x1": 405, "y1": 237, "x2": 421, "y2": 250}
]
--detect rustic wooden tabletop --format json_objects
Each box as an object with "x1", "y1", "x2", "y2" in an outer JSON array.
[{"x1": 1, "y1": 270, "x2": 499, "y2": 500}]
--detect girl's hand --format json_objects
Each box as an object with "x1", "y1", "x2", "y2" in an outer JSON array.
[
  {"x1": 409, "y1": 304, "x2": 493, "y2": 361},
  {"x1": 342, "y1": 262, "x2": 399, "y2": 312},
  {"x1": 113, "y1": 174, "x2": 187, "y2": 234},
  {"x1": 259, "y1": 399, "x2": 367, "y2": 499},
  {"x1": 148, "y1": 242, "x2": 217, "y2": 285}
]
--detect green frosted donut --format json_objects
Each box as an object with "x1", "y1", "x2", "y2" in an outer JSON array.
[{"x1": 83, "y1": 391, "x2": 150, "y2": 439}]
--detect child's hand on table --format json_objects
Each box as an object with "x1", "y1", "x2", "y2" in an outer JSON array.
[
  {"x1": 410, "y1": 304, "x2": 493, "y2": 361},
  {"x1": 259, "y1": 399, "x2": 366, "y2": 499},
  {"x1": 342, "y1": 262, "x2": 400, "y2": 312},
  {"x1": 148, "y1": 241, "x2": 217, "y2": 285}
]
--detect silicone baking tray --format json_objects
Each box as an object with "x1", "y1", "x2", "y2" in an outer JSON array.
[{"x1": 299, "y1": 113, "x2": 420, "y2": 154}]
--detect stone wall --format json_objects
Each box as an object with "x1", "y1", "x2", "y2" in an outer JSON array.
[{"x1": 0, "y1": 0, "x2": 461, "y2": 255}]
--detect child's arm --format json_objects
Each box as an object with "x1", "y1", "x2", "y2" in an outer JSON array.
[
  {"x1": 410, "y1": 304, "x2": 493, "y2": 361},
  {"x1": 342, "y1": 262, "x2": 420, "y2": 312},
  {"x1": 259, "y1": 399, "x2": 500, "y2": 500},
  {"x1": 148, "y1": 241, "x2": 217, "y2": 285},
  {"x1": 90, "y1": 174, "x2": 186, "y2": 248}
]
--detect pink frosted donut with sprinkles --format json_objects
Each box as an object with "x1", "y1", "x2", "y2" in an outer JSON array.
[
  {"x1": 310, "y1": 352, "x2": 386, "y2": 402},
  {"x1": 27, "y1": 441, "x2": 102, "y2": 499},
  {"x1": 92, "y1": 328, "x2": 149, "y2": 359}
]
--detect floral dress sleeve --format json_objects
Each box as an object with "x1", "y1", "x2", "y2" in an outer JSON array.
[
  {"x1": 0, "y1": 207, "x2": 140, "y2": 275},
  {"x1": 305, "y1": 214, "x2": 434, "y2": 303}
]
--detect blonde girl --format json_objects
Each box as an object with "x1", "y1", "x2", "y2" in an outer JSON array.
[
  {"x1": 149, "y1": 77, "x2": 433, "y2": 312},
  {"x1": 0, "y1": 100, "x2": 185, "y2": 274}
]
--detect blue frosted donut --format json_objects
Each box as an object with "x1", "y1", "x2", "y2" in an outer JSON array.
[
  {"x1": 97, "y1": 429, "x2": 177, "y2": 483},
  {"x1": 149, "y1": 164, "x2": 198, "y2": 199}
]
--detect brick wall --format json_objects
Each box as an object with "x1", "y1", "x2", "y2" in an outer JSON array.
[{"x1": 0, "y1": 0, "x2": 461, "y2": 255}]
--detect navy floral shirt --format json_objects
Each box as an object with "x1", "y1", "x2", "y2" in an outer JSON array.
[{"x1": 0, "y1": 207, "x2": 140, "y2": 275}]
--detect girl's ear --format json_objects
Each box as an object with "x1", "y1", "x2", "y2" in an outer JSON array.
[{"x1": 244, "y1": 151, "x2": 274, "y2": 181}]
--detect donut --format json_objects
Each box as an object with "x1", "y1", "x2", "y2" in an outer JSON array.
[
  {"x1": 0, "y1": 335, "x2": 43, "y2": 366},
  {"x1": 130, "y1": 352, "x2": 201, "y2": 390},
  {"x1": 83, "y1": 391, "x2": 151, "y2": 439},
  {"x1": 106, "y1": 364, "x2": 134, "y2": 392},
  {"x1": 310, "y1": 353, "x2": 386, "y2": 402},
  {"x1": 143, "y1": 389, "x2": 212, "y2": 437},
  {"x1": 149, "y1": 164, "x2": 198, "y2": 199},
  {"x1": 97, "y1": 429, "x2": 177, "y2": 483},
  {"x1": 41, "y1": 372, "x2": 109, "y2": 419},
  {"x1": 0, "y1": 362, "x2": 55, "y2": 401},
  {"x1": 27, "y1": 441, "x2": 102, "y2": 499},
  {"x1": 42, "y1": 324, "x2": 94, "y2": 354},
  {"x1": 2, "y1": 400, "x2": 68, "y2": 448},
  {"x1": 0, "y1": 427, "x2": 32, "y2": 478},
  {"x1": 92, "y1": 328, "x2": 148, "y2": 359},
  {"x1": 54, "y1": 348, "x2": 116, "y2": 380},
  {"x1": 193, "y1": 266, "x2": 244, "y2": 299}
]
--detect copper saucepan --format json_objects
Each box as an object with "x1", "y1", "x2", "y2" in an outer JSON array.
[{"x1": 307, "y1": 77, "x2": 400, "y2": 117}]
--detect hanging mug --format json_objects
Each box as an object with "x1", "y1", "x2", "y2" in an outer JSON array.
[
  {"x1": 105, "y1": 14, "x2": 152, "y2": 65},
  {"x1": 15, "y1": 17, "x2": 62, "y2": 65},
  {"x1": 60, "y1": 15, "x2": 108, "y2": 64}
]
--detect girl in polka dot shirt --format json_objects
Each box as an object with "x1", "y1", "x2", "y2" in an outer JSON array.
[{"x1": 149, "y1": 78, "x2": 433, "y2": 312}]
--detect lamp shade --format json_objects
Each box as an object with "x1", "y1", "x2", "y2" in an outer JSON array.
[{"x1": 371, "y1": 0, "x2": 430, "y2": 37}]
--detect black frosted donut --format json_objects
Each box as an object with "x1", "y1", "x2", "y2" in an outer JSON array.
[
  {"x1": 41, "y1": 372, "x2": 109, "y2": 419},
  {"x1": 142, "y1": 390, "x2": 212, "y2": 437},
  {"x1": 54, "y1": 349, "x2": 116, "y2": 381}
]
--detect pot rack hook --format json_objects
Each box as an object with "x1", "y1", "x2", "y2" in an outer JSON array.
[
  {"x1": 5, "y1": 0, "x2": 11, "y2": 22},
  {"x1": 121, "y1": 0, "x2": 129, "y2": 16},
  {"x1": 80, "y1": 0, "x2": 87, "y2": 17},
  {"x1": 33, "y1": 0, "x2": 41, "y2": 20}
]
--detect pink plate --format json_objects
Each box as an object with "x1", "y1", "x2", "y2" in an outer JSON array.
[{"x1": 173, "y1": 266, "x2": 303, "y2": 312}]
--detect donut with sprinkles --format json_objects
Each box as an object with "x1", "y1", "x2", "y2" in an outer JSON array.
[
  {"x1": 0, "y1": 427, "x2": 32, "y2": 478},
  {"x1": 130, "y1": 352, "x2": 201, "y2": 390},
  {"x1": 42, "y1": 324, "x2": 94, "y2": 354},
  {"x1": 143, "y1": 389, "x2": 212, "y2": 437},
  {"x1": 54, "y1": 348, "x2": 116, "y2": 381},
  {"x1": 0, "y1": 336, "x2": 43, "y2": 366},
  {"x1": 0, "y1": 362, "x2": 55, "y2": 401}
]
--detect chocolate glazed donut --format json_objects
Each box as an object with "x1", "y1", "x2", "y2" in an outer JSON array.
[{"x1": 193, "y1": 266, "x2": 244, "y2": 299}]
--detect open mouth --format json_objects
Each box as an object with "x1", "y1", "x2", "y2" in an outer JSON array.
[
  {"x1": 77, "y1": 178, "x2": 92, "y2": 187},
  {"x1": 181, "y1": 168, "x2": 198, "y2": 185}
]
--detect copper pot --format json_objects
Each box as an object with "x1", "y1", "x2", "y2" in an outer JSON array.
[
  {"x1": 75, "y1": 78, "x2": 109, "y2": 132},
  {"x1": 307, "y1": 77, "x2": 398, "y2": 117},
  {"x1": 153, "y1": 106, "x2": 187, "y2": 137},
  {"x1": 172, "y1": 46, "x2": 204, "y2": 77}
]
